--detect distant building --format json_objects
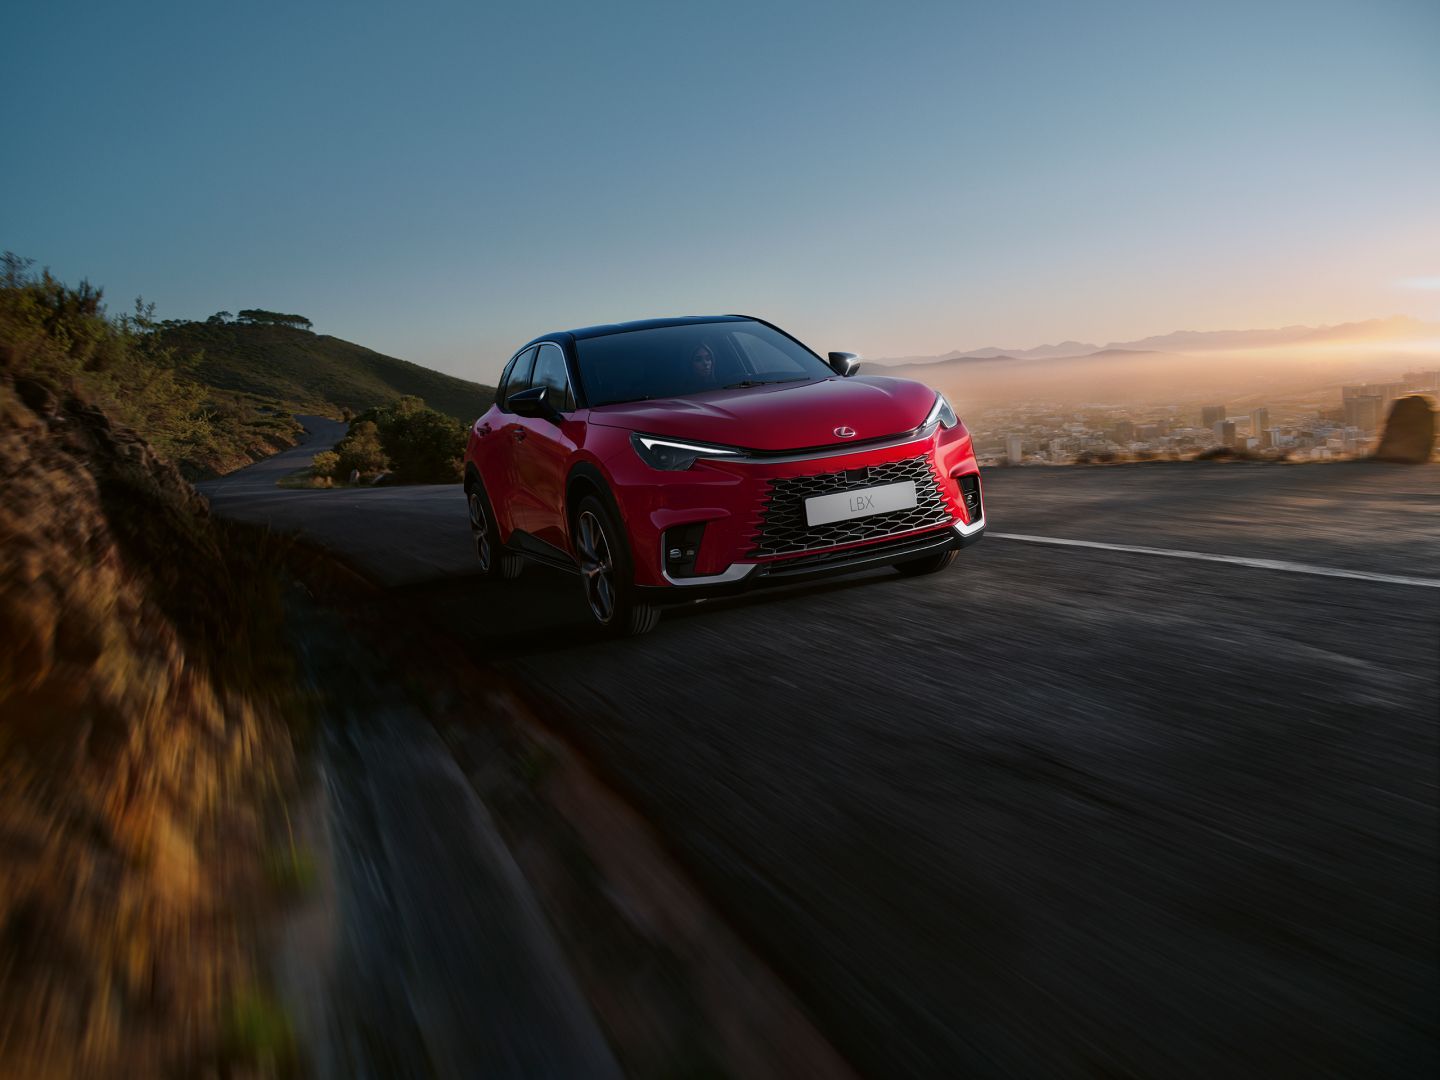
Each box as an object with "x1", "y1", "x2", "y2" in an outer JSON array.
[
  {"x1": 1213, "y1": 419, "x2": 1236, "y2": 447},
  {"x1": 1342, "y1": 383, "x2": 1403, "y2": 403},
  {"x1": 1005, "y1": 434, "x2": 1024, "y2": 464},
  {"x1": 1401, "y1": 370, "x2": 1440, "y2": 393},
  {"x1": 1201, "y1": 405, "x2": 1227, "y2": 427},
  {"x1": 1110, "y1": 420, "x2": 1135, "y2": 442},
  {"x1": 1250, "y1": 407, "x2": 1270, "y2": 449},
  {"x1": 1343, "y1": 395, "x2": 1383, "y2": 431}
]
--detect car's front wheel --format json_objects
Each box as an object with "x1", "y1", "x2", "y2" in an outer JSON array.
[
  {"x1": 467, "y1": 481, "x2": 523, "y2": 580},
  {"x1": 573, "y1": 494, "x2": 661, "y2": 636}
]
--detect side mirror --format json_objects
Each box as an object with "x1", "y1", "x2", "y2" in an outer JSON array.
[
  {"x1": 828, "y1": 351, "x2": 861, "y2": 377},
  {"x1": 509, "y1": 385, "x2": 558, "y2": 421}
]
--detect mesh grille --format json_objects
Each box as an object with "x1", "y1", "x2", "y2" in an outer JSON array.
[{"x1": 748, "y1": 455, "x2": 952, "y2": 557}]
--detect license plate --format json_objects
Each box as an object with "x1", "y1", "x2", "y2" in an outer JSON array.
[{"x1": 804, "y1": 481, "x2": 917, "y2": 527}]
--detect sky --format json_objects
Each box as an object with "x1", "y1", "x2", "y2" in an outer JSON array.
[{"x1": 4, "y1": 0, "x2": 1438, "y2": 383}]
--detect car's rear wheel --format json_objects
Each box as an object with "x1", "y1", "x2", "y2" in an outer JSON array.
[
  {"x1": 894, "y1": 549, "x2": 958, "y2": 576},
  {"x1": 574, "y1": 495, "x2": 661, "y2": 636},
  {"x1": 467, "y1": 481, "x2": 523, "y2": 579}
]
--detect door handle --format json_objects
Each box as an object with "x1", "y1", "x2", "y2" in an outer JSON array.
[{"x1": 511, "y1": 428, "x2": 526, "y2": 442}]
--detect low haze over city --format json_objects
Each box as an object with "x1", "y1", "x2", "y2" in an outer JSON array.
[{"x1": 871, "y1": 316, "x2": 1440, "y2": 464}]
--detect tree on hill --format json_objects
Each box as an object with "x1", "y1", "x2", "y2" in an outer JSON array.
[
  {"x1": 236, "y1": 308, "x2": 313, "y2": 331},
  {"x1": 206, "y1": 310, "x2": 233, "y2": 325}
]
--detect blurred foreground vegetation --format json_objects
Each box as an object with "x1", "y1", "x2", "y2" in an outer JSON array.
[{"x1": 0, "y1": 256, "x2": 310, "y2": 1074}]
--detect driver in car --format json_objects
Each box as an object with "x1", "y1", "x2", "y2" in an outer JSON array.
[{"x1": 690, "y1": 343, "x2": 719, "y2": 389}]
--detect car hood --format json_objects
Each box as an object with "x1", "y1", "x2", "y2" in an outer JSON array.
[{"x1": 585, "y1": 376, "x2": 938, "y2": 452}]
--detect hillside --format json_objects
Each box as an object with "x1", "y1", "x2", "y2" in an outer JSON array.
[{"x1": 159, "y1": 321, "x2": 495, "y2": 423}]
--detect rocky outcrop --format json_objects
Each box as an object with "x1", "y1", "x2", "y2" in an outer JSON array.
[
  {"x1": 0, "y1": 367, "x2": 294, "y2": 1076},
  {"x1": 1373, "y1": 394, "x2": 1438, "y2": 463}
]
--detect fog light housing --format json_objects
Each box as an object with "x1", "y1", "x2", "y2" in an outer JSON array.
[
  {"x1": 663, "y1": 523, "x2": 707, "y2": 578},
  {"x1": 956, "y1": 474, "x2": 982, "y2": 522}
]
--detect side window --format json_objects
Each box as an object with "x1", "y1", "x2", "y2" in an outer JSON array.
[
  {"x1": 732, "y1": 331, "x2": 809, "y2": 376},
  {"x1": 495, "y1": 351, "x2": 522, "y2": 407},
  {"x1": 498, "y1": 346, "x2": 538, "y2": 411},
  {"x1": 531, "y1": 343, "x2": 575, "y2": 412}
]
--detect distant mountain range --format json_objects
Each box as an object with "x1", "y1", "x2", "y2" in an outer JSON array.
[{"x1": 873, "y1": 316, "x2": 1440, "y2": 369}]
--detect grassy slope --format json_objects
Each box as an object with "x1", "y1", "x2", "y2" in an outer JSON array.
[{"x1": 161, "y1": 322, "x2": 495, "y2": 423}]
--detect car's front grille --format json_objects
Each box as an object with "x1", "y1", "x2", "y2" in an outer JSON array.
[{"x1": 748, "y1": 454, "x2": 952, "y2": 558}]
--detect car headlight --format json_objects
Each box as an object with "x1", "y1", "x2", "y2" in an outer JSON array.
[
  {"x1": 630, "y1": 433, "x2": 742, "y2": 471},
  {"x1": 924, "y1": 392, "x2": 959, "y2": 431}
]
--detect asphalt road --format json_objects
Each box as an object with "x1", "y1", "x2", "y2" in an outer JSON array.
[{"x1": 203, "y1": 420, "x2": 1440, "y2": 1078}]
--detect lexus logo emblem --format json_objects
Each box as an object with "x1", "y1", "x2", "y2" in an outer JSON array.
[{"x1": 834, "y1": 426, "x2": 857, "y2": 438}]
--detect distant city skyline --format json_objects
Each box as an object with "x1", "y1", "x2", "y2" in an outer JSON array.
[{"x1": 4, "y1": 0, "x2": 1437, "y2": 384}]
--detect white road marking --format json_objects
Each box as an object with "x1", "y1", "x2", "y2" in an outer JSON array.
[{"x1": 989, "y1": 532, "x2": 1440, "y2": 589}]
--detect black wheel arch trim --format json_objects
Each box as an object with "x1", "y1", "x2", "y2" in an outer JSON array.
[{"x1": 565, "y1": 461, "x2": 626, "y2": 533}]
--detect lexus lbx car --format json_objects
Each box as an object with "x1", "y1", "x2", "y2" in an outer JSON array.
[{"x1": 463, "y1": 316, "x2": 985, "y2": 634}]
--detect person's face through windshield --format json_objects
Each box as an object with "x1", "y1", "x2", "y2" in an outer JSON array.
[{"x1": 691, "y1": 343, "x2": 717, "y2": 387}]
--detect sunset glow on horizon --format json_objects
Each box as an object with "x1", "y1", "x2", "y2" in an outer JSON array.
[{"x1": 3, "y1": 0, "x2": 1437, "y2": 382}]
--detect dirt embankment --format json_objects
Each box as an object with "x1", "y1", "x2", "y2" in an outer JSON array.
[{"x1": 0, "y1": 365, "x2": 301, "y2": 1076}]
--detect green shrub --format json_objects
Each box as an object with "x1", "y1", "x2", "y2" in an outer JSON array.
[
  {"x1": 333, "y1": 419, "x2": 389, "y2": 477},
  {"x1": 375, "y1": 395, "x2": 464, "y2": 482},
  {"x1": 331, "y1": 395, "x2": 463, "y2": 483},
  {"x1": 310, "y1": 449, "x2": 340, "y2": 478}
]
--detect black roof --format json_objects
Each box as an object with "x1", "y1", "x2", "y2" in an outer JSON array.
[{"x1": 527, "y1": 315, "x2": 750, "y2": 349}]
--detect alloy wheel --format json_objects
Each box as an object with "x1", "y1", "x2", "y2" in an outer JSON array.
[
  {"x1": 468, "y1": 491, "x2": 492, "y2": 572},
  {"x1": 576, "y1": 509, "x2": 615, "y2": 623}
]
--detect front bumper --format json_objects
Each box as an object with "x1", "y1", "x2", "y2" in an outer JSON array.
[
  {"x1": 635, "y1": 516, "x2": 985, "y2": 603},
  {"x1": 606, "y1": 423, "x2": 985, "y2": 596}
]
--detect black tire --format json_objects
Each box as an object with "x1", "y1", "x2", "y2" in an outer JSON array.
[
  {"x1": 467, "y1": 479, "x2": 524, "y2": 580},
  {"x1": 573, "y1": 494, "x2": 661, "y2": 636},
  {"x1": 894, "y1": 549, "x2": 958, "y2": 576}
]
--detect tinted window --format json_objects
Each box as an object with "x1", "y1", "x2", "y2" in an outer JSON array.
[
  {"x1": 495, "y1": 351, "x2": 523, "y2": 403},
  {"x1": 733, "y1": 330, "x2": 815, "y2": 376},
  {"x1": 575, "y1": 321, "x2": 833, "y2": 407},
  {"x1": 532, "y1": 343, "x2": 575, "y2": 412},
  {"x1": 498, "y1": 346, "x2": 538, "y2": 411}
]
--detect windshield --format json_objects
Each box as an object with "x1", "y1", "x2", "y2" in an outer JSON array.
[{"x1": 575, "y1": 320, "x2": 834, "y2": 407}]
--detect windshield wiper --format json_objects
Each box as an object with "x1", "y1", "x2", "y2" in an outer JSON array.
[{"x1": 722, "y1": 377, "x2": 809, "y2": 390}]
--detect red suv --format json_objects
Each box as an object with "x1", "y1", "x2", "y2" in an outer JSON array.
[{"x1": 464, "y1": 316, "x2": 984, "y2": 634}]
